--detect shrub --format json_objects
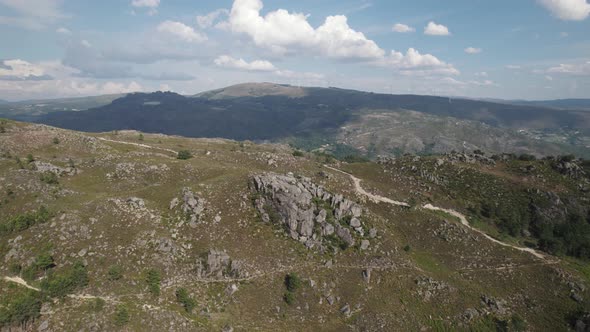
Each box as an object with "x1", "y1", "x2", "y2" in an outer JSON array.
[
  {"x1": 138, "y1": 133, "x2": 144, "y2": 141},
  {"x1": 40, "y1": 261, "x2": 88, "y2": 298},
  {"x1": 175, "y1": 288, "x2": 196, "y2": 313},
  {"x1": 0, "y1": 291, "x2": 42, "y2": 326},
  {"x1": 403, "y1": 245, "x2": 411, "y2": 252},
  {"x1": 0, "y1": 206, "x2": 51, "y2": 235},
  {"x1": 177, "y1": 150, "x2": 192, "y2": 160},
  {"x1": 518, "y1": 154, "x2": 536, "y2": 161},
  {"x1": 107, "y1": 265, "x2": 123, "y2": 281},
  {"x1": 292, "y1": 150, "x2": 304, "y2": 157},
  {"x1": 26, "y1": 154, "x2": 35, "y2": 163},
  {"x1": 145, "y1": 269, "x2": 161, "y2": 296},
  {"x1": 113, "y1": 304, "x2": 130, "y2": 326},
  {"x1": 283, "y1": 291, "x2": 295, "y2": 305},
  {"x1": 39, "y1": 172, "x2": 59, "y2": 185},
  {"x1": 285, "y1": 273, "x2": 301, "y2": 292},
  {"x1": 52, "y1": 137, "x2": 60, "y2": 144}
]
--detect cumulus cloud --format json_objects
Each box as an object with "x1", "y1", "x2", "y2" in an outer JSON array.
[
  {"x1": 224, "y1": 0, "x2": 456, "y2": 75},
  {"x1": 197, "y1": 9, "x2": 229, "y2": 29},
  {"x1": 56, "y1": 27, "x2": 70, "y2": 34},
  {"x1": 375, "y1": 48, "x2": 459, "y2": 75},
  {"x1": 274, "y1": 70, "x2": 324, "y2": 80},
  {"x1": 157, "y1": 21, "x2": 207, "y2": 42},
  {"x1": 0, "y1": 59, "x2": 54, "y2": 81},
  {"x1": 131, "y1": 0, "x2": 159, "y2": 15},
  {"x1": 464, "y1": 47, "x2": 482, "y2": 54},
  {"x1": 537, "y1": 0, "x2": 590, "y2": 20},
  {"x1": 0, "y1": 0, "x2": 66, "y2": 29},
  {"x1": 0, "y1": 79, "x2": 143, "y2": 100},
  {"x1": 227, "y1": 0, "x2": 384, "y2": 59},
  {"x1": 131, "y1": 0, "x2": 159, "y2": 7},
  {"x1": 424, "y1": 21, "x2": 450, "y2": 36},
  {"x1": 547, "y1": 61, "x2": 590, "y2": 75},
  {"x1": 392, "y1": 23, "x2": 415, "y2": 33},
  {"x1": 214, "y1": 55, "x2": 276, "y2": 71}
]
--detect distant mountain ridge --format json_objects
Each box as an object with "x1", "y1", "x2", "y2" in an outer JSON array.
[{"x1": 2, "y1": 83, "x2": 590, "y2": 158}]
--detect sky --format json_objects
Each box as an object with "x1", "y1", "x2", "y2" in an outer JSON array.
[{"x1": 0, "y1": 0, "x2": 589, "y2": 101}]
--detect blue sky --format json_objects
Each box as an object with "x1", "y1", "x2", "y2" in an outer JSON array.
[{"x1": 0, "y1": 0, "x2": 589, "y2": 101}]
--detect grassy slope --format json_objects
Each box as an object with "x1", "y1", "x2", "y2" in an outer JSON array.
[{"x1": 0, "y1": 120, "x2": 588, "y2": 331}]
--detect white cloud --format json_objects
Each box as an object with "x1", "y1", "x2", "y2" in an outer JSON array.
[
  {"x1": 197, "y1": 9, "x2": 229, "y2": 29},
  {"x1": 274, "y1": 70, "x2": 324, "y2": 80},
  {"x1": 545, "y1": 75, "x2": 553, "y2": 80},
  {"x1": 506, "y1": 65, "x2": 521, "y2": 69},
  {"x1": 56, "y1": 27, "x2": 70, "y2": 34},
  {"x1": 214, "y1": 55, "x2": 276, "y2": 71},
  {"x1": 227, "y1": 0, "x2": 384, "y2": 59},
  {"x1": 537, "y1": 0, "x2": 590, "y2": 20},
  {"x1": 464, "y1": 47, "x2": 482, "y2": 54},
  {"x1": 131, "y1": 0, "x2": 159, "y2": 8},
  {"x1": 547, "y1": 61, "x2": 590, "y2": 75},
  {"x1": 392, "y1": 23, "x2": 415, "y2": 33},
  {"x1": 224, "y1": 0, "x2": 456, "y2": 75},
  {"x1": 0, "y1": 0, "x2": 66, "y2": 29},
  {"x1": 560, "y1": 31, "x2": 569, "y2": 37},
  {"x1": 376, "y1": 48, "x2": 459, "y2": 75},
  {"x1": 424, "y1": 21, "x2": 450, "y2": 36},
  {"x1": 131, "y1": 0, "x2": 159, "y2": 15},
  {"x1": 475, "y1": 71, "x2": 488, "y2": 77},
  {"x1": 81, "y1": 39, "x2": 92, "y2": 48},
  {"x1": 156, "y1": 21, "x2": 207, "y2": 43},
  {"x1": 0, "y1": 59, "x2": 53, "y2": 80},
  {"x1": 0, "y1": 79, "x2": 143, "y2": 100}
]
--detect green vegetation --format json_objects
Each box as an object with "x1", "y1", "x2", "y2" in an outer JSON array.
[
  {"x1": 0, "y1": 291, "x2": 42, "y2": 327},
  {"x1": 114, "y1": 304, "x2": 130, "y2": 326},
  {"x1": 145, "y1": 269, "x2": 161, "y2": 296},
  {"x1": 107, "y1": 265, "x2": 123, "y2": 281},
  {"x1": 138, "y1": 133, "x2": 144, "y2": 141},
  {"x1": 283, "y1": 273, "x2": 301, "y2": 305},
  {"x1": 39, "y1": 171, "x2": 59, "y2": 185},
  {"x1": 52, "y1": 137, "x2": 60, "y2": 144},
  {"x1": 0, "y1": 206, "x2": 51, "y2": 235},
  {"x1": 40, "y1": 261, "x2": 89, "y2": 298},
  {"x1": 285, "y1": 273, "x2": 301, "y2": 292},
  {"x1": 175, "y1": 288, "x2": 196, "y2": 313},
  {"x1": 177, "y1": 150, "x2": 192, "y2": 160},
  {"x1": 283, "y1": 291, "x2": 295, "y2": 305},
  {"x1": 292, "y1": 150, "x2": 304, "y2": 157}
]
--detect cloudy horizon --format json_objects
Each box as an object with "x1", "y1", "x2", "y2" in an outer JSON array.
[{"x1": 0, "y1": 0, "x2": 589, "y2": 101}]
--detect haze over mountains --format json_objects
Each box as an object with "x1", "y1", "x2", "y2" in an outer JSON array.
[{"x1": 1, "y1": 83, "x2": 589, "y2": 158}]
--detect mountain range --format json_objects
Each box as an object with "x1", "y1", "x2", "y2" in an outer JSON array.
[{"x1": 1, "y1": 83, "x2": 589, "y2": 158}]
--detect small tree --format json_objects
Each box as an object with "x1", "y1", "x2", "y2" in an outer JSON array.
[
  {"x1": 114, "y1": 304, "x2": 130, "y2": 326},
  {"x1": 285, "y1": 273, "x2": 301, "y2": 292},
  {"x1": 52, "y1": 137, "x2": 60, "y2": 144},
  {"x1": 177, "y1": 150, "x2": 192, "y2": 160},
  {"x1": 284, "y1": 291, "x2": 295, "y2": 305},
  {"x1": 40, "y1": 172, "x2": 59, "y2": 185},
  {"x1": 175, "y1": 288, "x2": 196, "y2": 313},
  {"x1": 145, "y1": 269, "x2": 161, "y2": 296},
  {"x1": 138, "y1": 133, "x2": 144, "y2": 141},
  {"x1": 108, "y1": 265, "x2": 123, "y2": 281}
]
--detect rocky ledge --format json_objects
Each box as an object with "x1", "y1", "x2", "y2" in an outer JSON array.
[{"x1": 250, "y1": 172, "x2": 370, "y2": 252}]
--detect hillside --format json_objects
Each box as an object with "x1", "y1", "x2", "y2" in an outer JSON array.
[
  {"x1": 0, "y1": 94, "x2": 124, "y2": 121},
  {"x1": 10, "y1": 83, "x2": 589, "y2": 158},
  {"x1": 1, "y1": 119, "x2": 589, "y2": 331}
]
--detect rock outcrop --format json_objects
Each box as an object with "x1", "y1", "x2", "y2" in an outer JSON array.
[
  {"x1": 169, "y1": 188, "x2": 206, "y2": 226},
  {"x1": 250, "y1": 172, "x2": 366, "y2": 252},
  {"x1": 196, "y1": 249, "x2": 246, "y2": 279}
]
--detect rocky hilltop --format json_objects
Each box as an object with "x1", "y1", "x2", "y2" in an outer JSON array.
[{"x1": 0, "y1": 119, "x2": 589, "y2": 331}]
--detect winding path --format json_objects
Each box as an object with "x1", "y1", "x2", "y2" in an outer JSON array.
[
  {"x1": 324, "y1": 165, "x2": 549, "y2": 261},
  {"x1": 97, "y1": 137, "x2": 177, "y2": 154},
  {"x1": 2, "y1": 276, "x2": 118, "y2": 302}
]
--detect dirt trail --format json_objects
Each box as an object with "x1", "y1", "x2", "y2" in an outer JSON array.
[
  {"x1": 324, "y1": 165, "x2": 550, "y2": 261},
  {"x1": 97, "y1": 137, "x2": 177, "y2": 154},
  {"x1": 2, "y1": 276, "x2": 118, "y2": 302},
  {"x1": 324, "y1": 165, "x2": 410, "y2": 207},
  {"x1": 3, "y1": 276, "x2": 40, "y2": 291}
]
